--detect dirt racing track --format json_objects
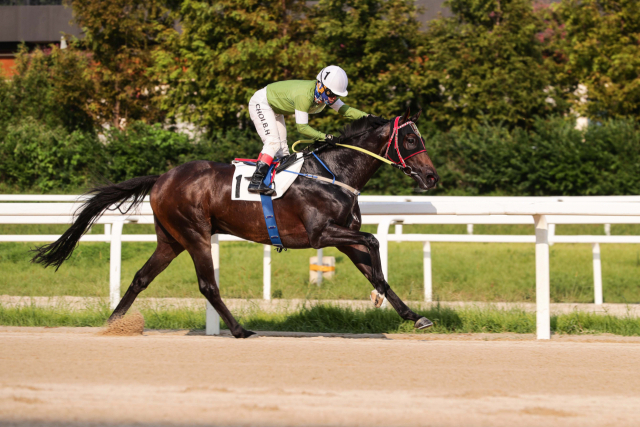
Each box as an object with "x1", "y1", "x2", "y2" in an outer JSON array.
[{"x1": 1, "y1": 327, "x2": 640, "y2": 427}]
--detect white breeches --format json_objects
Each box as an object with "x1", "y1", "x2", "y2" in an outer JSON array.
[{"x1": 249, "y1": 87, "x2": 290, "y2": 159}]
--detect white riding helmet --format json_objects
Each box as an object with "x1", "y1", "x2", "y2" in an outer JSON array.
[{"x1": 317, "y1": 65, "x2": 349, "y2": 97}]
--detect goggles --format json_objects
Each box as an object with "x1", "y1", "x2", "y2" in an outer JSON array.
[{"x1": 315, "y1": 82, "x2": 338, "y2": 105}]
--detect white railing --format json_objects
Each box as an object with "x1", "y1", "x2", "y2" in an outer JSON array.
[{"x1": 1, "y1": 195, "x2": 640, "y2": 339}]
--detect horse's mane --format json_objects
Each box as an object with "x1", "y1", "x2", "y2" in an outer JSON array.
[{"x1": 339, "y1": 115, "x2": 390, "y2": 142}]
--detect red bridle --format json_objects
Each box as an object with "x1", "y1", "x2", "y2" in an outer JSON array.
[{"x1": 384, "y1": 116, "x2": 427, "y2": 169}]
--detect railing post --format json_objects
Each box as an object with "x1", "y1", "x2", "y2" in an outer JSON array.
[
  {"x1": 316, "y1": 248, "x2": 323, "y2": 286},
  {"x1": 592, "y1": 243, "x2": 603, "y2": 305},
  {"x1": 206, "y1": 234, "x2": 220, "y2": 336},
  {"x1": 263, "y1": 245, "x2": 271, "y2": 300},
  {"x1": 604, "y1": 224, "x2": 611, "y2": 236},
  {"x1": 423, "y1": 241, "x2": 432, "y2": 302},
  {"x1": 376, "y1": 218, "x2": 392, "y2": 281},
  {"x1": 534, "y1": 215, "x2": 551, "y2": 340},
  {"x1": 394, "y1": 221, "x2": 403, "y2": 235},
  {"x1": 467, "y1": 224, "x2": 473, "y2": 235},
  {"x1": 109, "y1": 219, "x2": 124, "y2": 310}
]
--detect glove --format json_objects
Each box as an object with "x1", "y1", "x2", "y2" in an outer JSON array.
[{"x1": 324, "y1": 134, "x2": 337, "y2": 145}]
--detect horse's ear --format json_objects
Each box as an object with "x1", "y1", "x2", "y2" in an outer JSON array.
[
  {"x1": 410, "y1": 109, "x2": 422, "y2": 123},
  {"x1": 401, "y1": 107, "x2": 411, "y2": 124}
]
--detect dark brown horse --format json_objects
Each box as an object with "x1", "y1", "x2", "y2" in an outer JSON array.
[{"x1": 32, "y1": 109, "x2": 439, "y2": 338}]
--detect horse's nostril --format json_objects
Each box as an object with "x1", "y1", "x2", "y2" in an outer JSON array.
[{"x1": 426, "y1": 174, "x2": 438, "y2": 187}]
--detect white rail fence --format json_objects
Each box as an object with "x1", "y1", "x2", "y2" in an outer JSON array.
[{"x1": 1, "y1": 195, "x2": 640, "y2": 339}]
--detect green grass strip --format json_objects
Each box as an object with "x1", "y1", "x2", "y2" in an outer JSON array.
[{"x1": 2, "y1": 303, "x2": 640, "y2": 336}]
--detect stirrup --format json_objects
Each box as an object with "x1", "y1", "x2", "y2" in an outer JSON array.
[{"x1": 248, "y1": 183, "x2": 276, "y2": 196}]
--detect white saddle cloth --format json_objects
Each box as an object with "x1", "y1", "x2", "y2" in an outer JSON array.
[{"x1": 231, "y1": 153, "x2": 304, "y2": 201}]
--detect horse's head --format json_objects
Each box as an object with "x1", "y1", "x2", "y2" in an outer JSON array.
[{"x1": 384, "y1": 108, "x2": 439, "y2": 190}]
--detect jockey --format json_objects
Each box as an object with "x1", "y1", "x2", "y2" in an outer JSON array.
[{"x1": 247, "y1": 65, "x2": 368, "y2": 195}]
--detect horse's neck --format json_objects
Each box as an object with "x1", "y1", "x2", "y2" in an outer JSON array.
[{"x1": 323, "y1": 132, "x2": 388, "y2": 192}]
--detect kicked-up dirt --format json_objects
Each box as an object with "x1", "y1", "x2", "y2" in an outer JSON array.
[{"x1": 1, "y1": 326, "x2": 640, "y2": 427}]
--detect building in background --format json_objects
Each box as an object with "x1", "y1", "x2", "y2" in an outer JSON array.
[{"x1": 0, "y1": 0, "x2": 81, "y2": 76}]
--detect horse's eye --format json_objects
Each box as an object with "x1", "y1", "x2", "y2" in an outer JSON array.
[{"x1": 403, "y1": 135, "x2": 417, "y2": 150}]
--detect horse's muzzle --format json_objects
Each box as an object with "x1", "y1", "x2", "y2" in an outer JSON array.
[
  {"x1": 425, "y1": 172, "x2": 439, "y2": 189},
  {"x1": 410, "y1": 166, "x2": 439, "y2": 190}
]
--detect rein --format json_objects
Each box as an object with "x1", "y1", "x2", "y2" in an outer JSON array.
[
  {"x1": 292, "y1": 116, "x2": 424, "y2": 178},
  {"x1": 292, "y1": 139, "x2": 393, "y2": 165}
]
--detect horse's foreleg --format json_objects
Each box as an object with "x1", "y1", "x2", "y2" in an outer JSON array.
[
  {"x1": 308, "y1": 223, "x2": 388, "y2": 297},
  {"x1": 336, "y1": 244, "x2": 429, "y2": 328},
  {"x1": 188, "y1": 240, "x2": 255, "y2": 339},
  {"x1": 108, "y1": 234, "x2": 184, "y2": 322},
  {"x1": 309, "y1": 223, "x2": 432, "y2": 329}
]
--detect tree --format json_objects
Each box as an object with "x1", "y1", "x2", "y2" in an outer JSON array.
[
  {"x1": 554, "y1": 0, "x2": 640, "y2": 120},
  {"x1": 310, "y1": 0, "x2": 425, "y2": 124},
  {"x1": 417, "y1": 0, "x2": 569, "y2": 130},
  {"x1": 7, "y1": 44, "x2": 94, "y2": 132},
  {"x1": 156, "y1": 0, "x2": 323, "y2": 131},
  {"x1": 68, "y1": 0, "x2": 176, "y2": 129}
]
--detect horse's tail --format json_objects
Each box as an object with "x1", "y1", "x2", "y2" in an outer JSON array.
[{"x1": 31, "y1": 175, "x2": 160, "y2": 270}]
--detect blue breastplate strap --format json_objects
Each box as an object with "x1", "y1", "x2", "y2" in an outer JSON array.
[{"x1": 260, "y1": 163, "x2": 285, "y2": 252}]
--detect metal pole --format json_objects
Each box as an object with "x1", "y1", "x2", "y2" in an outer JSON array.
[
  {"x1": 263, "y1": 245, "x2": 271, "y2": 300},
  {"x1": 109, "y1": 220, "x2": 124, "y2": 310},
  {"x1": 316, "y1": 248, "x2": 324, "y2": 286},
  {"x1": 534, "y1": 215, "x2": 551, "y2": 340},
  {"x1": 206, "y1": 234, "x2": 220, "y2": 336},
  {"x1": 592, "y1": 243, "x2": 603, "y2": 305},
  {"x1": 423, "y1": 241, "x2": 432, "y2": 302}
]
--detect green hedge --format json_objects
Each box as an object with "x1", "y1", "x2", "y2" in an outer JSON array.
[
  {"x1": 427, "y1": 117, "x2": 640, "y2": 196},
  {"x1": 1, "y1": 117, "x2": 638, "y2": 196}
]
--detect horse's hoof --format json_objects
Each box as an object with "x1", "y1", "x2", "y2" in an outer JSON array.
[
  {"x1": 234, "y1": 329, "x2": 256, "y2": 339},
  {"x1": 107, "y1": 314, "x2": 122, "y2": 324},
  {"x1": 415, "y1": 317, "x2": 433, "y2": 330},
  {"x1": 370, "y1": 290, "x2": 385, "y2": 308}
]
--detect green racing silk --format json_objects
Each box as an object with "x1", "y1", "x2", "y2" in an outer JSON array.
[{"x1": 266, "y1": 80, "x2": 367, "y2": 140}]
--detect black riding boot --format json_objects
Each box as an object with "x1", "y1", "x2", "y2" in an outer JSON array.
[{"x1": 247, "y1": 161, "x2": 276, "y2": 196}]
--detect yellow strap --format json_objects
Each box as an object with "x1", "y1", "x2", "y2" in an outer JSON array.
[
  {"x1": 292, "y1": 140, "x2": 393, "y2": 165},
  {"x1": 292, "y1": 140, "x2": 315, "y2": 152},
  {"x1": 310, "y1": 264, "x2": 335, "y2": 272},
  {"x1": 336, "y1": 143, "x2": 394, "y2": 165}
]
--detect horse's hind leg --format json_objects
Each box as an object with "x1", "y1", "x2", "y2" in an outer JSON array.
[
  {"x1": 337, "y1": 243, "x2": 433, "y2": 330},
  {"x1": 186, "y1": 238, "x2": 255, "y2": 339},
  {"x1": 108, "y1": 221, "x2": 184, "y2": 322}
]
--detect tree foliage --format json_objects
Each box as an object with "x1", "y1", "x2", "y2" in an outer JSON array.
[
  {"x1": 68, "y1": 0, "x2": 176, "y2": 129},
  {"x1": 553, "y1": 0, "x2": 640, "y2": 120},
  {"x1": 427, "y1": 116, "x2": 640, "y2": 196},
  {"x1": 311, "y1": 0, "x2": 425, "y2": 116},
  {"x1": 155, "y1": 0, "x2": 323, "y2": 130},
  {"x1": 155, "y1": 0, "x2": 425, "y2": 133},
  {"x1": 417, "y1": 0, "x2": 570, "y2": 130},
  {"x1": 2, "y1": 45, "x2": 94, "y2": 132}
]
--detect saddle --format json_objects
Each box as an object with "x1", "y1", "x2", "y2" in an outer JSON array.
[{"x1": 231, "y1": 153, "x2": 305, "y2": 202}]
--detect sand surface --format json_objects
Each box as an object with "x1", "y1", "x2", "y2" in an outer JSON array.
[{"x1": 1, "y1": 327, "x2": 640, "y2": 427}]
